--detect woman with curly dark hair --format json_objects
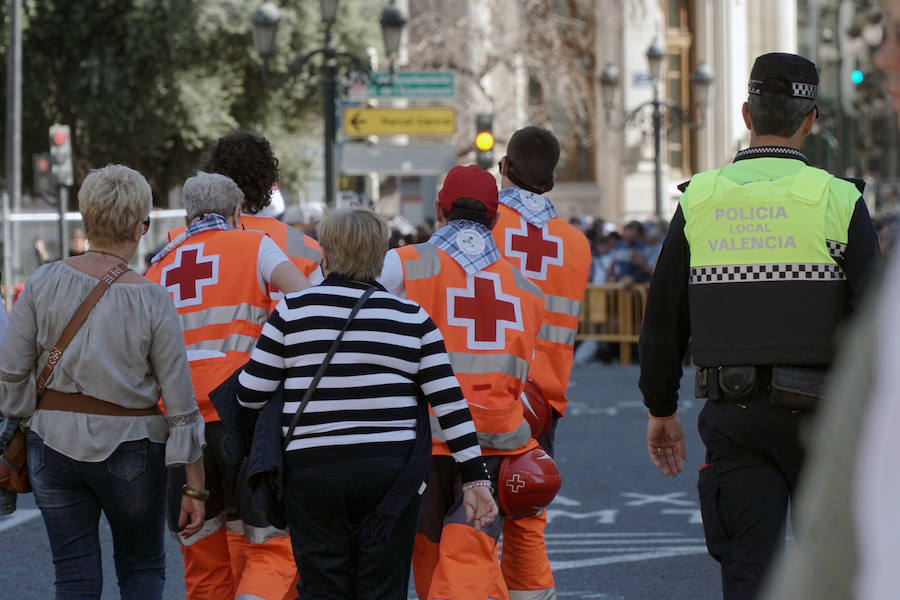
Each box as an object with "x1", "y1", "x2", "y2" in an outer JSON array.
[{"x1": 199, "y1": 131, "x2": 279, "y2": 215}]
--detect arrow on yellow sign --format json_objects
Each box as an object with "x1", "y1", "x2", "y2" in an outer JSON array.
[{"x1": 343, "y1": 107, "x2": 456, "y2": 136}]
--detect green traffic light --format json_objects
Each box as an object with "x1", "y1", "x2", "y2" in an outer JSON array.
[{"x1": 851, "y1": 70, "x2": 864, "y2": 84}]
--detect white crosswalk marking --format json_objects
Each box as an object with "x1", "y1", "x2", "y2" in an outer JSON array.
[{"x1": 545, "y1": 531, "x2": 708, "y2": 570}]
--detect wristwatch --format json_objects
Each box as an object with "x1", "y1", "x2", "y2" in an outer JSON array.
[{"x1": 181, "y1": 484, "x2": 210, "y2": 502}]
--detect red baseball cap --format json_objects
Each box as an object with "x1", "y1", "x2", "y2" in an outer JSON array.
[{"x1": 437, "y1": 165, "x2": 499, "y2": 218}]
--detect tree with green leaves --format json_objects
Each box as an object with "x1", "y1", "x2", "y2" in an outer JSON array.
[{"x1": 1, "y1": 0, "x2": 381, "y2": 205}]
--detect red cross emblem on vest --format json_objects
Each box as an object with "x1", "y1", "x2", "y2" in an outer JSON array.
[
  {"x1": 161, "y1": 243, "x2": 220, "y2": 308},
  {"x1": 447, "y1": 272, "x2": 523, "y2": 351},
  {"x1": 506, "y1": 473, "x2": 526, "y2": 493},
  {"x1": 505, "y1": 217, "x2": 563, "y2": 281}
]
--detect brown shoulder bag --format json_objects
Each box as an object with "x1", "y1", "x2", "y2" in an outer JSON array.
[{"x1": 0, "y1": 263, "x2": 129, "y2": 493}]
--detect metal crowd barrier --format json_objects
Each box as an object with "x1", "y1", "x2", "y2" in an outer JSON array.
[{"x1": 576, "y1": 283, "x2": 650, "y2": 364}]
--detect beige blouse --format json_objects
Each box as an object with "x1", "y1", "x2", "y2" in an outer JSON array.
[{"x1": 0, "y1": 261, "x2": 204, "y2": 465}]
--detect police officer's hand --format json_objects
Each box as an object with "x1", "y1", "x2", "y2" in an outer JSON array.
[
  {"x1": 463, "y1": 483, "x2": 498, "y2": 532},
  {"x1": 647, "y1": 414, "x2": 687, "y2": 476}
]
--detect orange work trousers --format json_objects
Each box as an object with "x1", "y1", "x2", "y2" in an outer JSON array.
[
  {"x1": 181, "y1": 529, "x2": 297, "y2": 599},
  {"x1": 413, "y1": 455, "x2": 509, "y2": 600},
  {"x1": 413, "y1": 525, "x2": 508, "y2": 600},
  {"x1": 501, "y1": 511, "x2": 555, "y2": 599}
]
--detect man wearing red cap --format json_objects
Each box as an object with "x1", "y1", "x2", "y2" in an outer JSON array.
[
  {"x1": 492, "y1": 126, "x2": 591, "y2": 598},
  {"x1": 379, "y1": 165, "x2": 545, "y2": 600}
]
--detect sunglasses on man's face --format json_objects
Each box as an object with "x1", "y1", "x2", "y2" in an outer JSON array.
[{"x1": 141, "y1": 217, "x2": 151, "y2": 236}]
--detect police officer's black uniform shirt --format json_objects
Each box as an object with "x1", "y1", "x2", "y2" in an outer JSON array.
[{"x1": 638, "y1": 147, "x2": 881, "y2": 417}]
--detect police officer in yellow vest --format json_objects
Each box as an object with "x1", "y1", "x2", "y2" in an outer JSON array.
[{"x1": 638, "y1": 52, "x2": 880, "y2": 600}]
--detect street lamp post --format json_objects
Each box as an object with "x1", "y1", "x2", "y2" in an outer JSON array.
[
  {"x1": 251, "y1": 0, "x2": 406, "y2": 207},
  {"x1": 599, "y1": 41, "x2": 714, "y2": 219}
]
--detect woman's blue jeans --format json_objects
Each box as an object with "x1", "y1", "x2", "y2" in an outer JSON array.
[{"x1": 27, "y1": 431, "x2": 167, "y2": 600}]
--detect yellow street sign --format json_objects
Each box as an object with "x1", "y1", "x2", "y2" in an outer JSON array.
[{"x1": 343, "y1": 107, "x2": 456, "y2": 136}]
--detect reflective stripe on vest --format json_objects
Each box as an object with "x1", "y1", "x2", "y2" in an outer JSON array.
[
  {"x1": 511, "y1": 265, "x2": 543, "y2": 299},
  {"x1": 178, "y1": 303, "x2": 269, "y2": 332},
  {"x1": 285, "y1": 227, "x2": 322, "y2": 262},
  {"x1": 430, "y1": 413, "x2": 532, "y2": 450},
  {"x1": 538, "y1": 323, "x2": 577, "y2": 347},
  {"x1": 689, "y1": 262, "x2": 846, "y2": 284},
  {"x1": 185, "y1": 333, "x2": 260, "y2": 357},
  {"x1": 404, "y1": 242, "x2": 442, "y2": 280},
  {"x1": 544, "y1": 293, "x2": 582, "y2": 318},
  {"x1": 243, "y1": 215, "x2": 322, "y2": 266},
  {"x1": 448, "y1": 351, "x2": 530, "y2": 382}
]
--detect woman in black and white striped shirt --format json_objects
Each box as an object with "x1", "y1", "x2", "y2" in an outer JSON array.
[{"x1": 236, "y1": 207, "x2": 496, "y2": 600}]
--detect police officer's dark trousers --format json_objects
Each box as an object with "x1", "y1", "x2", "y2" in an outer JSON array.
[{"x1": 696, "y1": 387, "x2": 807, "y2": 600}]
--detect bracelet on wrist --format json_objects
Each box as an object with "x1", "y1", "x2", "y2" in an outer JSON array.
[
  {"x1": 462, "y1": 479, "x2": 493, "y2": 493},
  {"x1": 182, "y1": 484, "x2": 210, "y2": 502}
]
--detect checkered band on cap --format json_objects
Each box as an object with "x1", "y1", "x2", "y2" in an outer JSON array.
[
  {"x1": 748, "y1": 79, "x2": 818, "y2": 99},
  {"x1": 690, "y1": 263, "x2": 845, "y2": 284}
]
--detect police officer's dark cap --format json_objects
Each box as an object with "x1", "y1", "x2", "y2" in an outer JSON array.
[{"x1": 748, "y1": 52, "x2": 818, "y2": 100}]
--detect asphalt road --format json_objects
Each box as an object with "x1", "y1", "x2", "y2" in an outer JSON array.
[{"x1": 0, "y1": 363, "x2": 721, "y2": 599}]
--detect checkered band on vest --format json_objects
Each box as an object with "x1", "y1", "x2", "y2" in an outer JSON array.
[
  {"x1": 690, "y1": 263, "x2": 846, "y2": 284},
  {"x1": 826, "y1": 239, "x2": 847, "y2": 261},
  {"x1": 748, "y1": 79, "x2": 818, "y2": 99}
]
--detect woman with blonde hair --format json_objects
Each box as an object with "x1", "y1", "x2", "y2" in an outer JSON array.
[{"x1": 0, "y1": 164, "x2": 206, "y2": 599}]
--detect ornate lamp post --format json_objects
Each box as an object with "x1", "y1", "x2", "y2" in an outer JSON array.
[
  {"x1": 599, "y1": 40, "x2": 714, "y2": 218},
  {"x1": 251, "y1": 0, "x2": 406, "y2": 207}
]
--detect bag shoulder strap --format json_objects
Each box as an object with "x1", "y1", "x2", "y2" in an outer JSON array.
[
  {"x1": 282, "y1": 285, "x2": 378, "y2": 451},
  {"x1": 35, "y1": 263, "x2": 130, "y2": 396}
]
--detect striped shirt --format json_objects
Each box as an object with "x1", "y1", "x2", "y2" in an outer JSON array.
[{"x1": 237, "y1": 275, "x2": 487, "y2": 482}]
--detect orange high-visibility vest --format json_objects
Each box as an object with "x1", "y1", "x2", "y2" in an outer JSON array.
[
  {"x1": 493, "y1": 203, "x2": 591, "y2": 416},
  {"x1": 146, "y1": 230, "x2": 271, "y2": 422},
  {"x1": 240, "y1": 215, "x2": 321, "y2": 278},
  {"x1": 395, "y1": 242, "x2": 544, "y2": 456}
]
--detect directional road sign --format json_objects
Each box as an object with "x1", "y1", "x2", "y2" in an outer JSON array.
[
  {"x1": 343, "y1": 107, "x2": 455, "y2": 136},
  {"x1": 341, "y1": 143, "x2": 457, "y2": 175},
  {"x1": 347, "y1": 71, "x2": 455, "y2": 100}
]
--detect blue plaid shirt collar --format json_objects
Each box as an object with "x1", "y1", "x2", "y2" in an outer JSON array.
[
  {"x1": 499, "y1": 186, "x2": 558, "y2": 228},
  {"x1": 428, "y1": 220, "x2": 501, "y2": 275},
  {"x1": 151, "y1": 213, "x2": 231, "y2": 265}
]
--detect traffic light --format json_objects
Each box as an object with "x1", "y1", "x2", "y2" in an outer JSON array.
[
  {"x1": 475, "y1": 113, "x2": 494, "y2": 170},
  {"x1": 33, "y1": 153, "x2": 51, "y2": 196},
  {"x1": 49, "y1": 124, "x2": 74, "y2": 187}
]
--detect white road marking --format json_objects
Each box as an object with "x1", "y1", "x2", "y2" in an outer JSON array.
[
  {"x1": 550, "y1": 547, "x2": 709, "y2": 571},
  {"x1": 551, "y1": 494, "x2": 583, "y2": 507},
  {"x1": 621, "y1": 491, "x2": 696, "y2": 507},
  {"x1": 565, "y1": 399, "x2": 695, "y2": 416},
  {"x1": 547, "y1": 538, "x2": 706, "y2": 546},
  {"x1": 0, "y1": 508, "x2": 41, "y2": 532},
  {"x1": 546, "y1": 509, "x2": 618, "y2": 525},
  {"x1": 661, "y1": 508, "x2": 704, "y2": 523},
  {"x1": 548, "y1": 545, "x2": 708, "y2": 555},
  {"x1": 546, "y1": 532, "x2": 682, "y2": 538}
]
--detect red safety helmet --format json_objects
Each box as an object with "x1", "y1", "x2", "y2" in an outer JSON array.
[
  {"x1": 497, "y1": 447, "x2": 562, "y2": 520},
  {"x1": 521, "y1": 377, "x2": 552, "y2": 440}
]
